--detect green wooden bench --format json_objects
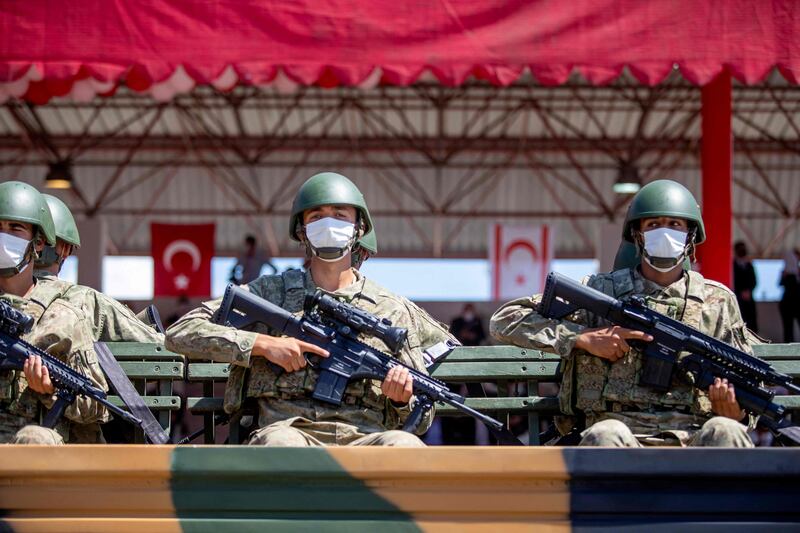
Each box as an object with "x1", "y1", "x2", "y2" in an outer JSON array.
[
  {"x1": 185, "y1": 343, "x2": 800, "y2": 445},
  {"x1": 104, "y1": 342, "x2": 185, "y2": 443}
]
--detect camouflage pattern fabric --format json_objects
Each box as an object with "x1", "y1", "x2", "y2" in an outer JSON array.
[
  {"x1": 34, "y1": 273, "x2": 162, "y2": 443},
  {"x1": 11, "y1": 424, "x2": 64, "y2": 445},
  {"x1": 35, "y1": 273, "x2": 164, "y2": 343},
  {"x1": 580, "y1": 417, "x2": 753, "y2": 447},
  {"x1": 248, "y1": 414, "x2": 426, "y2": 447},
  {"x1": 0, "y1": 278, "x2": 110, "y2": 443},
  {"x1": 490, "y1": 267, "x2": 755, "y2": 444},
  {"x1": 166, "y1": 269, "x2": 455, "y2": 443}
]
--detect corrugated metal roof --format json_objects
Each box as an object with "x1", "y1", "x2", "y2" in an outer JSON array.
[{"x1": 1, "y1": 78, "x2": 799, "y2": 259}]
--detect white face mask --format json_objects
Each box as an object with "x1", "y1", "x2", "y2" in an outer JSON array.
[
  {"x1": 642, "y1": 227, "x2": 688, "y2": 272},
  {"x1": 304, "y1": 217, "x2": 356, "y2": 262},
  {"x1": 0, "y1": 232, "x2": 32, "y2": 276}
]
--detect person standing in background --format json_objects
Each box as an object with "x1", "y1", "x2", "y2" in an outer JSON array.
[
  {"x1": 732, "y1": 241, "x2": 758, "y2": 333},
  {"x1": 779, "y1": 248, "x2": 800, "y2": 343},
  {"x1": 231, "y1": 235, "x2": 276, "y2": 284},
  {"x1": 450, "y1": 303, "x2": 486, "y2": 347}
]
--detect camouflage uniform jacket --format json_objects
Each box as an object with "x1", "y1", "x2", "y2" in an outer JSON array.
[
  {"x1": 166, "y1": 269, "x2": 455, "y2": 435},
  {"x1": 490, "y1": 268, "x2": 754, "y2": 433},
  {"x1": 35, "y1": 272, "x2": 164, "y2": 343},
  {"x1": 0, "y1": 278, "x2": 111, "y2": 443}
]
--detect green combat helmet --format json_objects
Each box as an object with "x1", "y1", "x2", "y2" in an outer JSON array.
[
  {"x1": 289, "y1": 172, "x2": 377, "y2": 266},
  {"x1": 0, "y1": 181, "x2": 56, "y2": 276},
  {"x1": 621, "y1": 179, "x2": 704, "y2": 272},
  {"x1": 622, "y1": 180, "x2": 705, "y2": 244},
  {"x1": 36, "y1": 194, "x2": 81, "y2": 269}
]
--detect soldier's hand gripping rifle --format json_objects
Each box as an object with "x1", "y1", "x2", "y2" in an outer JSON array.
[
  {"x1": 0, "y1": 300, "x2": 143, "y2": 430},
  {"x1": 539, "y1": 271, "x2": 800, "y2": 445},
  {"x1": 214, "y1": 284, "x2": 523, "y2": 446}
]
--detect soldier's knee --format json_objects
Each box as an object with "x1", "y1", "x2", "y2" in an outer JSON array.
[
  {"x1": 12, "y1": 425, "x2": 64, "y2": 445},
  {"x1": 247, "y1": 425, "x2": 313, "y2": 447},
  {"x1": 378, "y1": 430, "x2": 426, "y2": 447},
  {"x1": 580, "y1": 419, "x2": 638, "y2": 447},
  {"x1": 693, "y1": 416, "x2": 753, "y2": 448}
]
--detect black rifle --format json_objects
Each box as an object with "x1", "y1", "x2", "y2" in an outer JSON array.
[
  {"x1": 214, "y1": 284, "x2": 523, "y2": 446},
  {"x1": 0, "y1": 300, "x2": 142, "y2": 430},
  {"x1": 539, "y1": 271, "x2": 800, "y2": 444}
]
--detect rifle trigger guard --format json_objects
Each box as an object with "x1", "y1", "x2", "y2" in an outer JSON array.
[{"x1": 304, "y1": 353, "x2": 319, "y2": 370}]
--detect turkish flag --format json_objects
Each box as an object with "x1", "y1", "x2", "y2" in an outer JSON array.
[
  {"x1": 489, "y1": 224, "x2": 553, "y2": 300},
  {"x1": 151, "y1": 223, "x2": 214, "y2": 297}
]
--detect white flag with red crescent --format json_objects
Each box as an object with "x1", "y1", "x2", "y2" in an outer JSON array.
[{"x1": 489, "y1": 224, "x2": 553, "y2": 300}]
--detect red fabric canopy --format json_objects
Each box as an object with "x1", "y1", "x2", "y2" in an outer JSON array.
[{"x1": 1, "y1": 0, "x2": 798, "y2": 103}]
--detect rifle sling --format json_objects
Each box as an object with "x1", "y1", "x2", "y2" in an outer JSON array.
[{"x1": 94, "y1": 342, "x2": 170, "y2": 444}]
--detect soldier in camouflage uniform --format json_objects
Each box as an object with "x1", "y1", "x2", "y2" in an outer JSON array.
[
  {"x1": 0, "y1": 182, "x2": 109, "y2": 444},
  {"x1": 34, "y1": 194, "x2": 163, "y2": 344},
  {"x1": 167, "y1": 172, "x2": 456, "y2": 446},
  {"x1": 491, "y1": 180, "x2": 754, "y2": 447},
  {"x1": 32, "y1": 194, "x2": 163, "y2": 443}
]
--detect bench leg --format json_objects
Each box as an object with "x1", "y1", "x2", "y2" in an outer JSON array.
[
  {"x1": 527, "y1": 379, "x2": 540, "y2": 445},
  {"x1": 203, "y1": 382, "x2": 215, "y2": 444},
  {"x1": 157, "y1": 379, "x2": 171, "y2": 436},
  {"x1": 133, "y1": 380, "x2": 146, "y2": 444}
]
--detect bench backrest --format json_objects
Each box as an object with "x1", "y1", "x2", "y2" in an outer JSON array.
[
  {"x1": 104, "y1": 342, "x2": 184, "y2": 443},
  {"x1": 106, "y1": 342, "x2": 800, "y2": 445}
]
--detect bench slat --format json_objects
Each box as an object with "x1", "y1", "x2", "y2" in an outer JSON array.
[
  {"x1": 188, "y1": 397, "x2": 225, "y2": 412},
  {"x1": 104, "y1": 342, "x2": 184, "y2": 361},
  {"x1": 118, "y1": 361, "x2": 184, "y2": 379},
  {"x1": 108, "y1": 395, "x2": 181, "y2": 410},
  {"x1": 432, "y1": 361, "x2": 560, "y2": 380},
  {"x1": 188, "y1": 363, "x2": 230, "y2": 381},
  {"x1": 753, "y1": 344, "x2": 800, "y2": 358},
  {"x1": 185, "y1": 396, "x2": 561, "y2": 414},
  {"x1": 768, "y1": 361, "x2": 800, "y2": 377},
  {"x1": 435, "y1": 396, "x2": 560, "y2": 414},
  {"x1": 187, "y1": 362, "x2": 561, "y2": 381},
  {"x1": 444, "y1": 346, "x2": 561, "y2": 362}
]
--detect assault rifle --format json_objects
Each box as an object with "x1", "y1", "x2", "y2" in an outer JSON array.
[
  {"x1": 0, "y1": 300, "x2": 143, "y2": 430},
  {"x1": 539, "y1": 271, "x2": 800, "y2": 445},
  {"x1": 214, "y1": 284, "x2": 523, "y2": 446}
]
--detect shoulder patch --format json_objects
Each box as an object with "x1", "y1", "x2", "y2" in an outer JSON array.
[
  {"x1": 246, "y1": 273, "x2": 284, "y2": 296},
  {"x1": 703, "y1": 277, "x2": 737, "y2": 298},
  {"x1": 281, "y1": 268, "x2": 306, "y2": 291},
  {"x1": 610, "y1": 268, "x2": 635, "y2": 297},
  {"x1": 29, "y1": 277, "x2": 73, "y2": 312}
]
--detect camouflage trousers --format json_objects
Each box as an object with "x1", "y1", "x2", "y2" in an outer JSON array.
[
  {"x1": 8, "y1": 425, "x2": 64, "y2": 445},
  {"x1": 247, "y1": 416, "x2": 425, "y2": 447},
  {"x1": 1, "y1": 410, "x2": 64, "y2": 445},
  {"x1": 580, "y1": 416, "x2": 753, "y2": 447}
]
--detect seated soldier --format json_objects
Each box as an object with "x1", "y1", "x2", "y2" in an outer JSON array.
[
  {"x1": 166, "y1": 172, "x2": 456, "y2": 446},
  {"x1": 34, "y1": 194, "x2": 163, "y2": 343},
  {"x1": 34, "y1": 193, "x2": 164, "y2": 443},
  {"x1": 0, "y1": 181, "x2": 109, "y2": 444},
  {"x1": 491, "y1": 180, "x2": 754, "y2": 447}
]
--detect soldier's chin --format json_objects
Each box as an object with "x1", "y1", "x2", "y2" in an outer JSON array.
[
  {"x1": 645, "y1": 255, "x2": 683, "y2": 273},
  {"x1": 314, "y1": 247, "x2": 351, "y2": 263}
]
